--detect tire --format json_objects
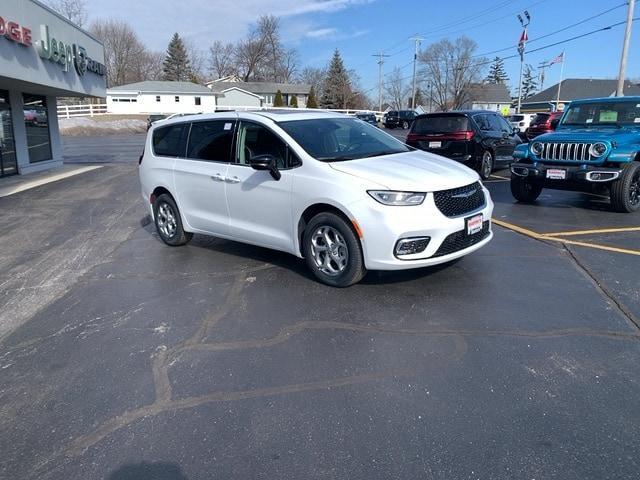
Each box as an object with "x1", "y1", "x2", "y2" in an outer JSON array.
[
  {"x1": 610, "y1": 161, "x2": 640, "y2": 213},
  {"x1": 153, "y1": 193, "x2": 193, "y2": 246},
  {"x1": 402, "y1": 121, "x2": 409, "y2": 129},
  {"x1": 511, "y1": 175, "x2": 543, "y2": 203},
  {"x1": 478, "y1": 150, "x2": 494, "y2": 180},
  {"x1": 302, "y1": 212, "x2": 366, "y2": 287}
]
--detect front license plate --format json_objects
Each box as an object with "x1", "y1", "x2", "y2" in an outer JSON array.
[
  {"x1": 465, "y1": 214, "x2": 483, "y2": 235},
  {"x1": 546, "y1": 168, "x2": 566, "y2": 180},
  {"x1": 428, "y1": 141, "x2": 442, "y2": 148}
]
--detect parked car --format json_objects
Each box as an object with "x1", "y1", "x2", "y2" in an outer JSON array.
[
  {"x1": 406, "y1": 111, "x2": 522, "y2": 179},
  {"x1": 510, "y1": 96, "x2": 640, "y2": 213},
  {"x1": 384, "y1": 110, "x2": 418, "y2": 129},
  {"x1": 524, "y1": 111, "x2": 562, "y2": 141},
  {"x1": 139, "y1": 111, "x2": 494, "y2": 286},
  {"x1": 147, "y1": 114, "x2": 166, "y2": 131},
  {"x1": 507, "y1": 113, "x2": 535, "y2": 133},
  {"x1": 355, "y1": 112, "x2": 378, "y2": 126}
]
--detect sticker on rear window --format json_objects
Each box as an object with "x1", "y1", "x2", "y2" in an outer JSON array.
[
  {"x1": 635, "y1": 118, "x2": 640, "y2": 123},
  {"x1": 224, "y1": 123, "x2": 232, "y2": 130},
  {"x1": 586, "y1": 118, "x2": 593, "y2": 123},
  {"x1": 599, "y1": 110, "x2": 618, "y2": 122}
]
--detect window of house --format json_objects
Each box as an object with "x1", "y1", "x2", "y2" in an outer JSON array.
[
  {"x1": 152, "y1": 123, "x2": 188, "y2": 157},
  {"x1": 175, "y1": 96, "x2": 180, "y2": 102},
  {"x1": 156, "y1": 96, "x2": 161, "y2": 102},
  {"x1": 194, "y1": 97, "x2": 201, "y2": 106},
  {"x1": 186, "y1": 121, "x2": 234, "y2": 162}
]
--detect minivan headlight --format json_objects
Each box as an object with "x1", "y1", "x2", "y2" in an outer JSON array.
[
  {"x1": 368, "y1": 191, "x2": 426, "y2": 206},
  {"x1": 530, "y1": 142, "x2": 543, "y2": 155}
]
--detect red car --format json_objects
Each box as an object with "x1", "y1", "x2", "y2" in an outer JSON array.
[{"x1": 524, "y1": 111, "x2": 562, "y2": 141}]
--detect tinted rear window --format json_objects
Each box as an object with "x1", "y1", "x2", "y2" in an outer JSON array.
[
  {"x1": 412, "y1": 115, "x2": 469, "y2": 134},
  {"x1": 531, "y1": 113, "x2": 550, "y2": 125},
  {"x1": 187, "y1": 120, "x2": 234, "y2": 162},
  {"x1": 153, "y1": 123, "x2": 187, "y2": 157},
  {"x1": 508, "y1": 115, "x2": 524, "y2": 122}
]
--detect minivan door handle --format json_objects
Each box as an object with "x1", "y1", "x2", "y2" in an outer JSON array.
[
  {"x1": 226, "y1": 176, "x2": 241, "y2": 184},
  {"x1": 211, "y1": 173, "x2": 225, "y2": 182}
]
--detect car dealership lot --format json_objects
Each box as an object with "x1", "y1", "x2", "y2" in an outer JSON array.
[{"x1": 0, "y1": 134, "x2": 639, "y2": 479}]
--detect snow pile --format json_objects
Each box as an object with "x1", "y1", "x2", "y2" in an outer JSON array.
[{"x1": 59, "y1": 117, "x2": 147, "y2": 136}]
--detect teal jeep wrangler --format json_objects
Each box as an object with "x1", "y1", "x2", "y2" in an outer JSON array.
[{"x1": 510, "y1": 97, "x2": 640, "y2": 213}]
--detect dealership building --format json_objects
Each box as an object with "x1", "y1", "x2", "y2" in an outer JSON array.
[{"x1": 0, "y1": 0, "x2": 106, "y2": 177}]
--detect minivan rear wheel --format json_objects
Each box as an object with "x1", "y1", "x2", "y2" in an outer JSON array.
[
  {"x1": 402, "y1": 120, "x2": 409, "y2": 129},
  {"x1": 302, "y1": 213, "x2": 366, "y2": 287},
  {"x1": 153, "y1": 194, "x2": 193, "y2": 246}
]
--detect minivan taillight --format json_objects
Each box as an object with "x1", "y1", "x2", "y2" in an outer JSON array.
[
  {"x1": 406, "y1": 133, "x2": 420, "y2": 143},
  {"x1": 461, "y1": 130, "x2": 474, "y2": 140}
]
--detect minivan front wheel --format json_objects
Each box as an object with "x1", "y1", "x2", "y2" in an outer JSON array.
[
  {"x1": 479, "y1": 150, "x2": 494, "y2": 180},
  {"x1": 153, "y1": 194, "x2": 193, "y2": 246},
  {"x1": 303, "y1": 213, "x2": 366, "y2": 287}
]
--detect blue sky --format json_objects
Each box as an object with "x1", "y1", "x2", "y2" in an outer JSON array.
[{"x1": 83, "y1": 0, "x2": 639, "y2": 96}]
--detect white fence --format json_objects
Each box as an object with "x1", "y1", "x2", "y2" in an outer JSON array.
[{"x1": 58, "y1": 103, "x2": 385, "y2": 120}]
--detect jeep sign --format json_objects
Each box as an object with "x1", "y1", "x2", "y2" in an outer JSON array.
[{"x1": 38, "y1": 24, "x2": 105, "y2": 77}]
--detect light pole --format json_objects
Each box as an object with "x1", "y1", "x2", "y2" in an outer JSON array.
[
  {"x1": 373, "y1": 52, "x2": 390, "y2": 112},
  {"x1": 516, "y1": 10, "x2": 530, "y2": 114},
  {"x1": 410, "y1": 36, "x2": 423, "y2": 109},
  {"x1": 616, "y1": 0, "x2": 635, "y2": 96}
]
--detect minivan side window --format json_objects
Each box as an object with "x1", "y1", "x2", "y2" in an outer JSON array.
[
  {"x1": 186, "y1": 120, "x2": 235, "y2": 162},
  {"x1": 495, "y1": 115, "x2": 513, "y2": 132},
  {"x1": 152, "y1": 123, "x2": 188, "y2": 157},
  {"x1": 473, "y1": 114, "x2": 490, "y2": 131},
  {"x1": 236, "y1": 122, "x2": 293, "y2": 169},
  {"x1": 488, "y1": 114, "x2": 508, "y2": 132}
]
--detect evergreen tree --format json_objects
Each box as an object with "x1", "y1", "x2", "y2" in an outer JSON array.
[
  {"x1": 521, "y1": 64, "x2": 538, "y2": 99},
  {"x1": 321, "y1": 49, "x2": 352, "y2": 109},
  {"x1": 289, "y1": 94, "x2": 298, "y2": 108},
  {"x1": 485, "y1": 56, "x2": 509, "y2": 84},
  {"x1": 273, "y1": 89, "x2": 284, "y2": 107},
  {"x1": 162, "y1": 33, "x2": 191, "y2": 81},
  {"x1": 306, "y1": 86, "x2": 318, "y2": 108}
]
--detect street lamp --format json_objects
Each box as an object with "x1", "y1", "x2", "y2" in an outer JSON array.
[{"x1": 516, "y1": 10, "x2": 530, "y2": 114}]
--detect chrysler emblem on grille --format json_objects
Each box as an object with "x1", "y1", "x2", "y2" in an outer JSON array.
[{"x1": 451, "y1": 188, "x2": 477, "y2": 198}]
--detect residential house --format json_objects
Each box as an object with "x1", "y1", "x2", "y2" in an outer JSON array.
[
  {"x1": 462, "y1": 83, "x2": 512, "y2": 114},
  {"x1": 206, "y1": 78, "x2": 311, "y2": 108}
]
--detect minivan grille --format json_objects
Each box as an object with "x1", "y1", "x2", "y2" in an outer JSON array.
[
  {"x1": 432, "y1": 221, "x2": 490, "y2": 258},
  {"x1": 434, "y1": 182, "x2": 485, "y2": 218},
  {"x1": 539, "y1": 142, "x2": 595, "y2": 161}
]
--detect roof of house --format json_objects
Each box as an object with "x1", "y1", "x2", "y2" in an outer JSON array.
[
  {"x1": 523, "y1": 78, "x2": 640, "y2": 104},
  {"x1": 206, "y1": 81, "x2": 311, "y2": 95},
  {"x1": 220, "y1": 86, "x2": 264, "y2": 99},
  {"x1": 107, "y1": 81, "x2": 216, "y2": 94},
  {"x1": 468, "y1": 83, "x2": 512, "y2": 103}
]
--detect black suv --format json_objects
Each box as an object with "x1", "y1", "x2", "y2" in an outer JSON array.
[
  {"x1": 384, "y1": 110, "x2": 418, "y2": 129},
  {"x1": 406, "y1": 111, "x2": 522, "y2": 179}
]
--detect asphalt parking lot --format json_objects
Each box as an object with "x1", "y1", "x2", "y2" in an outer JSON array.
[{"x1": 1, "y1": 132, "x2": 639, "y2": 479}]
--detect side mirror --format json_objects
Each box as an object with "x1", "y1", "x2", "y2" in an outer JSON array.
[
  {"x1": 512, "y1": 127, "x2": 519, "y2": 134},
  {"x1": 249, "y1": 154, "x2": 281, "y2": 181},
  {"x1": 550, "y1": 119, "x2": 560, "y2": 129}
]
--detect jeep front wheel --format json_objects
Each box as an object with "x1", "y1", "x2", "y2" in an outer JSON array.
[
  {"x1": 610, "y1": 161, "x2": 640, "y2": 213},
  {"x1": 511, "y1": 176, "x2": 543, "y2": 203}
]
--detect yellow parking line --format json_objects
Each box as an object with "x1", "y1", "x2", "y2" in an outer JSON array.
[
  {"x1": 492, "y1": 218, "x2": 640, "y2": 256},
  {"x1": 545, "y1": 226, "x2": 640, "y2": 237}
]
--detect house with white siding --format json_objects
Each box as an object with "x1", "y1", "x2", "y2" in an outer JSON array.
[
  {"x1": 106, "y1": 81, "x2": 220, "y2": 114},
  {"x1": 205, "y1": 78, "x2": 311, "y2": 108}
]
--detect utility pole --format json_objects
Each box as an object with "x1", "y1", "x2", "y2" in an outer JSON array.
[
  {"x1": 373, "y1": 52, "x2": 390, "y2": 112},
  {"x1": 537, "y1": 61, "x2": 551, "y2": 90},
  {"x1": 410, "y1": 36, "x2": 423, "y2": 109},
  {"x1": 516, "y1": 10, "x2": 531, "y2": 114},
  {"x1": 616, "y1": 0, "x2": 635, "y2": 96}
]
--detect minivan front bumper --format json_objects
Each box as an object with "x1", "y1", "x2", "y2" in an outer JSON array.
[{"x1": 352, "y1": 184, "x2": 494, "y2": 270}]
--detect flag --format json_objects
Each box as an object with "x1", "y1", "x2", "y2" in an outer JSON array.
[
  {"x1": 519, "y1": 29, "x2": 529, "y2": 44},
  {"x1": 550, "y1": 52, "x2": 564, "y2": 65}
]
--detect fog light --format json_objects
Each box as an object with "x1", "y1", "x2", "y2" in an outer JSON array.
[{"x1": 395, "y1": 237, "x2": 431, "y2": 257}]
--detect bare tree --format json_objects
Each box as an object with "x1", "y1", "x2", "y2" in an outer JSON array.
[
  {"x1": 89, "y1": 19, "x2": 148, "y2": 87},
  {"x1": 385, "y1": 67, "x2": 410, "y2": 110},
  {"x1": 278, "y1": 48, "x2": 298, "y2": 83},
  {"x1": 46, "y1": 0, "x2": 87, "y2": 27},
  {"x1": 208, "y1": 41, "x2": 236, "y2": 79},
  {"x1": 257, "y1": 15, "x2": 282, "y2": 81},
  {"x1": 234, "y1": 27, "x2": 268, "y2": 81},
  {"x1": 184, "y1": 39, "x2": 206, "y2": 83},
  {"x1": 135, "y1": 51, "x2": 164, "y2": 82},
  {"x1": 418, "y1": 36, "x2": 485, "y2": 111},
  {"x1": 297, "y1": 66, "x2": 326, "y2": 93}
]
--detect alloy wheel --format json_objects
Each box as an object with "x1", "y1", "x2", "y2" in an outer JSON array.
[
  {"x1": 482, "y1": 151, "x2": 493, "y2": 178},
  {"x1": 157, "y1": 202, "x2": 177, "y2": 238},
  {"x1": 310, "y1": 226, "x2": 349, "y2": 276},
  {"x1": 630, "y1": 169, "x2": 640, "y2": 206}
]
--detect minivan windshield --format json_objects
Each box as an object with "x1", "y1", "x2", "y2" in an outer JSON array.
[
  {"x1": 561, "y1": 100, "x2": 640, "y2": 127},
  {"x1": 412, "y1": 115, "x2": 469, "y2": 134},
  {"x1": 279, "y1": 117, "x2": 410, "y2": 161}
]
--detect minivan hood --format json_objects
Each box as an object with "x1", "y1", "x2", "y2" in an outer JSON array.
[{"x1": 328, "y1": 151, "x2": 479, "y2": 191}]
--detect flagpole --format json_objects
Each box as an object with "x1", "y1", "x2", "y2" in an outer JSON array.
[{"x1": 555, "y1": 52, "x2": 565, "y2": 110}]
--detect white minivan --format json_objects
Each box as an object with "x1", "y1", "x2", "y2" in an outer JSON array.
[{"x1": 139, "y1": 110, "x2": 494, "y2": 286}]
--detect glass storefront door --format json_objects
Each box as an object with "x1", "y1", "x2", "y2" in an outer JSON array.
[
  {"x1": 0, "y1": 90, "x2": 17, "y2": 177},
  {"x1": 23, "y1": 94, "x2": 52, "y2": 164}
]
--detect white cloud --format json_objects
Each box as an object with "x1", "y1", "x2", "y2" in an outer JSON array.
[{"x1": 306, "y1": 28, "x2": 337, "y2": 39}]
